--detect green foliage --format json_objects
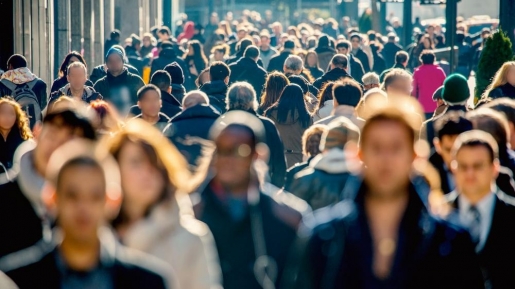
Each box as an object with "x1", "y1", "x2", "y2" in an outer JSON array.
[{"x1": 475, "y1": 29, "x2": 514, "y2": 100}]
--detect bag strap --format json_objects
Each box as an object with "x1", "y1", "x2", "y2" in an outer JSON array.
[
  {"x1": 25, "y1": 79, "x2": 38, "y2": 90},
  {"x1": 0, "y1": 79, "x2": 16, "y2": 91}
]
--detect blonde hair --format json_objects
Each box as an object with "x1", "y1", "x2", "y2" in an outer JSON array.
[
  {"x1": 0, "y1": 98, "x2": 33, "y2": 140},
  {"x1": 483, "y1": 61, "x2": 515, "y2": 98}
]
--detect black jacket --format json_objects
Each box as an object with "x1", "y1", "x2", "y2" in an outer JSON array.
[
  {"x1": 129, "y1": 90, "x2": 182, "y2": 119},
  {"x1": 193, "y1": 181, "x2": 306, "y2": 289},
  {"x1": 229, "y1": 57, "x2": 267, "y2": 97},
  {"x1": 50, "y1": 77, "x2": 94, "y2": 93},
  {"x1": 0, "y1": 126, "x2": 25, "y2": 169},
  {"x1": 488, "y1": 83, "x2": 515, "y2": 99},
  {"x1": 226, "y1": 53, "x2": 264, "y2": 68},
  {"x1": 2, "y1": 235, "x2": 171, "y2": 289},
  {"x1": 284, "y1": 158, "x2": 313, "y2": 192},
  {"x1": 353, "y1": 48, "x2": 370, "y2": 72},
  {"x1": 163, "y1": 104, "x2": 220, "y2": 170},
  {"x1": 93, "y1": 68, "x2": 145, "y2": 114},
  {"x1": 288, "y1": 180, "x2": 484, "y2": 289},
  {"x1": 90, "y1": 64, "x2": 140, "y2": 84},
  {"x1": 0, "y1": 78, "x2": 48, "y2": 110},
  {"x1": 307, "y1": 66, "x2": 324, "y2": 80},
  {"x1": 171, "y1": 84, "x2": 186, "y2": 103},
  {"x1": 200, "y1": 80, "x2": 228, "y2": 114},
  {"x1": 371, "y1": 45, "x2": 386, "y2": 75},
  {"x1": 267, "y1": 50, "x2": 293, "y2": 73},
  {"x1": 313, "y1": 68, "x2": 354, "y2": 90},
  {"x1": 150, "y1": 48, "x2": 189, "y2": 81},
  {"x1": 288, "y1": 149, "x2": 351, "y2": 210},
  {"x1": 133, "y1": 113, "x2": 170, "y2": 132},
  {"x1": 446, "y1": 190, "x2": 515, "y2": 289},
  {"x1": 421, "y1": 105, "x2": 468, "y2": 149},
  {"x1": 382, "y1": 42, "x2": 403, "y2": 69},
  {"x1": 348, "y1": 54, "x2": 366, "y2": 84}
]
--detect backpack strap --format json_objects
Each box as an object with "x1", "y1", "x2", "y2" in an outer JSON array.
[
  {"x1": 25, "y1": 79, "x2": 38, "y2": 90},
  {"x1": 0, "y1": 79, "x2": 17, "y2": 91}
]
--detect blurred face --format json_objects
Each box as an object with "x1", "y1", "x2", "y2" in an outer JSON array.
[
  {"x1": 351, "y1": 38, "x2": 360, "y2": 49},
  {"x1": 118, "y1": 142, "x2": 165, "y2": 211},
  {"x1": 237, "y1": 30, "x2": 247, "y2": 39},
  {"x1": 57, "y1": 165, "x2": 106, "y2": 242},
  {"x1": 452, "y1": 146, "x2": 498, "y2": 198},
  {"x1": 386, "y1": 77, "x2": 412, "y2": 96},
  {"x1": 34, "y1": 122, "x2": 79, "y2": 176},
  {"x1": 273, "y1": 25, "x2": 282, "y2": 35},
  {"x1": 143, "y1": 37, "x2": 151, "y2": 47},
  {"x1": 307, "y1": 54, "x2": 317, "y2": 67},
  {"x1": 435, "y1": 135, "x2": 459, "y2": 169},
  {"x1": 67, "y1": 66, "x2": 87, "y2": 91},
  {"x1": 360, "y1": 121, "x2": 415, "y2": 196},
  {"x1": 214, "y1": 50, "x2": 224, "y2": 61},
  {"x1": 106, "y1": 54, "x2": 124, "y2": 74},
  {"x1": 261, "y1": 36, "x2": 270, "y2": 47},
  {"x1": 427, "y1": 26, "x2": 435, "y2": 34},
  {"x1": 214, "y1": 127, "x2": 254, "y2": 190},
  {"x1": 337, "y1": 47, "x2": 348, "y2": 55},
  {"x1": 423, "y1": 38, "x2": 431, "y2": 48},
  {"x1": 187, "y1": 45, "x2": 194, "y2": 56},
  {"x1": 211, "y1": 14, "x2": 219, "y2": 24},
  {"x1": 138, "y1": 90, "x2": 161, "y2": 118},
  {"x1": 0, "y1": 103, "x2": 16, "y2": 131},
  {"x1": 506, "y1": 66, "x2": 515, "y2": 86}
]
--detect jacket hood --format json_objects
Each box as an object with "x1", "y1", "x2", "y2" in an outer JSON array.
[
  {"x1": 1, "y1": 67, "x2": 37, "y2": 84},
  {"x1": 171, "y1": 83, "x2": 186, "y2": 95},
  {"x1": 171, "y1": 104, "x2": 221, "y2": 122},
  {"x1": 310, "y1": 148, "x2": 349, "y2": 174},
  {"x1": 160, "y1": 48, "x2": 178, "y2": 59},
  {"x1": 201, "y1": 80, "x2": 228, "y2": 95}
]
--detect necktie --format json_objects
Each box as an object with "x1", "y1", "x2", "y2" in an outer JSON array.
[{"x1": 468, "y1": 206, "x2": 482, "y2": 246}]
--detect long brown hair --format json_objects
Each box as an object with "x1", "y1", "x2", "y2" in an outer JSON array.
[
  {"x1": 314, "y1": 82, "x2": 335, "y2": 117},
  {"x1": 260, "y1": 72, "x2": 290, "y2": 113},
  {"x1": 0, "y1": 98, "x2": 32, "y2": 140}
]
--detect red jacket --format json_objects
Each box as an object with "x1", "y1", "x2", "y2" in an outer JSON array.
[{"x1": 412, "y1": 64, "x2": 446, "y2": 113}]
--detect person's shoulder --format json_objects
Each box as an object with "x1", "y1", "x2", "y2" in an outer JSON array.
[
  {"x1": 262, "y1": 184, "x2": 311, "y2": 224},
  {"x1": 0, "y1": 239, "x2": 55, "y2": 274},
  {"x1": 301, "y1": 200, "x2": 357, "y2": 236},
  {"x1": 314, "y1": 115, "x2": 333, "y2": 125},
  {"x1": 114, "y1": 245, "x2": 172, "y2": 284}
]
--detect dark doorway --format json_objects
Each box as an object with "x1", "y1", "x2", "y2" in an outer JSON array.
[{"x1": 0, "y1": 0, "x2": 14, "y2": 71}]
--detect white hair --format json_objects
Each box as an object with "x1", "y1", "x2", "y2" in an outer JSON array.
[{"x1": 226, "y1": 82, "x2": 259, "y2": 112}]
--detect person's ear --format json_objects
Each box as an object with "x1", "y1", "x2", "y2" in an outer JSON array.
[
  {"x1": 42, "y1": 182, "x2": 57, "y2": 216},
  {"x1": 137, "y1": 101, "x2": 141, "y2": 109},
  {"x1": 224, "y1": 76, "x2": 229, "y2": 84},
  {"x1": 167, "y1": 87, "x2": 172, "y2": 94},
  {"x1": 32, "y1": 122, "x2": 43, "y2": 141}
]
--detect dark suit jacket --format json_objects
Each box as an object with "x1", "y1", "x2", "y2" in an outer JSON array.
[
  {"x1": 446, "y1": 191, "x2": 515, "y2": 289},
  {"x1": 229, "y1": 57, "x2": 267, "y2": 97}
]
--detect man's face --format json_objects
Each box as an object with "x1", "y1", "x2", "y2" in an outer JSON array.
[
  {"x1": 157, "y1": 32, "x2": 169, "y2": 41},
  {"x1": 351, "y1": 38, "x2": 360, "y2": 49},
  {"x1": 452, "y1": 146, "x2": 498, "y2": 197},
  {"x1": 435, "y1": 134, "x2": 459, "y2": 169},
  {"x1": 237, "y1": 30, "x2": 247, "y2": 39},
  {"x1": 56, "y1": 165, "x2": 106, "y2": 242},
  {"x1": 106, "y1": 54, "x2": 124, "y2": 74},
  {"x1": 359, "y1": 121, "x2": 415, "y2": 196},
  {"x1": 261, "y1": 36, "x2": 270, "y2": 47},
  {"x1": 34, "y1": 122, "x2": 80, "y2": 175},
  {"x1": 337, "y1": 47, "x2": 348, "y2": 55},
  {"x1": 138, "y1": 90, "x2": 161, "y2": 118},
  {"x1": 386, "y1": 77, "x2": 412, "y2": 96},
  {"x1": 67, "y1": 67, "x2": 87, "y2": 91},
  {"x1": 214, "y1": 127, "x2": 254, "y2": 190}
]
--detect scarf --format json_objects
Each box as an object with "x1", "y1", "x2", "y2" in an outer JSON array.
[{"x1": 1, "y1": 67, "x2": 36, "y2": 84}]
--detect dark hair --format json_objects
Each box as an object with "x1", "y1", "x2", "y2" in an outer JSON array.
[
  {"x1": 302, "y1": 125, "x2": 325, "y2": 156},
  {"x1": 331, "y1": 54, "x2": 348, "y2": 69},
  {"x1": 59, "y1": 51, "x2": 87, "y2": 77},
  {"x1": 315, "y1": 82, "x2": 335, "y2": 117},
  {"x1": 183, "y1": 40, "x2": 208, "y2": 73},
  {"x1": 265, "y1": 84, "x2": 311, "y2": 127},
  {"x1": 395, "y1": 51, "x2": 409, "y2": 64},
  {"x1": 209, "y1": 61, "x2": 230, "y2": 81},
  {"x1": 467, "y1": 108, "x2": 510, "y2": 151},
  {"x1": 420, "y1": 34, "x2": 434, "y2": 49},
  {"x1": 137, "y1": 84, "x2": 161, "y2": 101},
  {"x1": 452, "y1": 131, "x2": 499, "y2": 162},
  {"x1": 260, "y1": 72, "x2": 289, "y2": 111},
  {"x1": 43, "y1": 110, "x2": 97, "y2": 140},
  {"x1": 420, "y1": 50, "x2": 436, "y2": 65},
  {"x1": 367, "y1": 31, "x2": 377, "y2": 41},
  {"x1": 483, "y1": 98, "x2": 515, "y2": 125},
  {"x1": 57, "y1": 157, "x2": 104, "y2": 191},
  {"x1": 336, "y1": 40, "x2": 351, "y2": 50},
  {"x1": 150, "y1": 70, "x2": 171, "y2": 91},
  {"x1": 244, "y1": 45, "x2": 260, "y2": 59},
  {"x1": 456, "y1": 31, "x2": 465, "y2": 44},
  {"x1": 436, "y1": 34, "x2": 445, "y2": 45},
  {"x1": 237, "y1": 38, "x2": 253, "y2": 54},
  {"x1": 350, "y1": 33, "x2": 361, "y2": 41},
  {"x1": 333, "y1": 80, "x2": 362, "y2": 107},
  {"x1": 434, "y1": 111, "x2": 473, "y2": 139},
  {"x1": 158, "y1": 26, "x2": 171, "y2": 36},
  {"x1": 7, "y1": 54, "x2": 28, "y2": 69},
  {"x1": 110, "y1": 30, "x2": 121, "y2": 40}
]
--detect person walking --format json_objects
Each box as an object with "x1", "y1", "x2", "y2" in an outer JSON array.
[
  {"x1": 0, "y1": 98, "x2": 32, "y2": 170},
  {"x1": 229, "y1": 46, "x2": 268, "y2": 97},
  {"x1": 315, "y1": 80, "x2": 364, "y2": 129},
  {"x1": 200, "y1": 61, "x2": 230, "y2": 114},
  {"x1": 51, "y1": 51, "x2": 94, "y2": 93},
  {"x1": 313, "y1": 54, "x2": 354, "y2": 90},
  {"x1": 49, "y1": 62, "x2": 102, "y2": 106},
  {"x1": 265, "y1": 84, "x2": 313, "y2": 167},
  {"x1": 412, "y1": 50, "x2": 447, "y2": 119},
  {"x1": 267, "y1": 40, "x2": 295, "y2": 73}
]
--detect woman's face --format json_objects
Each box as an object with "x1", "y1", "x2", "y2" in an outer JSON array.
[
  {"x1": 507, "y1": 66, "x2": 515, "y2": 86},
  {"x1": 143, "y1": 37, "x2": 151, "y2": 47},
  {"x1": 307, "y1": 54, "x2": 317, "y2": 67},
  {"x1": 0, "y1": 103, "x2": 16, "y2": 131},
  {"x1": 214, "y1": 50, "x2": 224, "y2": 61},
  {"x1": 117, "y1": 141, "x2": 165, "y2": 211}
]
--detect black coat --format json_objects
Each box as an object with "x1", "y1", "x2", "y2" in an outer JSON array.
[
  {"x1": 163, "y1": 104, "x2": 220, "y2": 170},
  {"x1": 288, "y1": 181, "x2": 484, "y2": 289},
  {"x1": 171, "y1": 84, "x2": 186, "y2": 103},
  {"x1": 2, "y1": 240, "x2": 170, "y2": 289},
  {"x1": 129, "y1": 90, "x2": 182, "y2": 119},
  {"x1": 200, "y1": 80, "x2": 228, "y2": 114},
  {"x1": 421, "y1": 105, "x2": 468, "y2": 149},
  {"x1": 353, "y1": 48, "x2": 370, "y2": 72},
  {"x1": 50, "y1": 77, "x2": 94, "y2": 93},
  {"x1": 446, "y1": 191, "x2": 515, "y2": 288},
  {"x1": 348, "y1": 54, "x2": 366, "y2": 84},
  {"x1": 229, "y1": 57, "x2": 267, "y2": 97},
  {"x1": 284, "y1": 158, "x2": 312, "y2": 192},
  {"x1": 0, "y1": 78, "x2": 48, "y2": 110},
  {"x1": 313, "y1": 68, "x2": 354, "y2": 90},
  {"x1": 150, "y1": 48, "x2": 189, "y2": 81},
  {"x1": 90, "y1": 64, "x2": 140, "y2": 84},
  {"x1": 267, "y1": 50, "x2": 293, "y2": 73},
  {"x1": 193, "y1": 182, "x2": 305, "y2": 289},
  {"x1": 93, "y1": 68, "x2": 145, "y2": 114},
  {"x1": 382, "y1": 42, "x2": 403, "y2": 69},
  {"x1": 488, "y1": 83, "x2": 515, "y2": 99},
  {"x1": 0, "y1": 127, "x2": 25, "y2": 169},
  {"x1": 307, "y1": 66, "x2": 324, "y2": 80}
]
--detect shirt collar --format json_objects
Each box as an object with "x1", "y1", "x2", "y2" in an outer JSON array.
[{"x1": 458, "y1": 190, "x2": 496, "y2": 219}]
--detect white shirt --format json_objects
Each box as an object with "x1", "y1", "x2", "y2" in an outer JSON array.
[{"x1": 458, "y1": 191, "x2": 496, "y2": 252}]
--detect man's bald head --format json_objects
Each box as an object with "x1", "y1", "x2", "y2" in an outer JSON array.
[{"x1": 182, "y1": 91, "x2": 210, "y2": 110}]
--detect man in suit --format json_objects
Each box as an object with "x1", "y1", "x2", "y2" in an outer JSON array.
[{"x1": 446, "y1": 130, "x2": 515, "y2": 288}]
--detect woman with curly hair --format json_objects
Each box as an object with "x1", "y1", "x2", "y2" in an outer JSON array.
[
  {"x1": 258, "y1": 71, "x2": 290, "y2": 115},
  {"x1": 0, "y1": 98, "x2": 33, "y2": 169}
]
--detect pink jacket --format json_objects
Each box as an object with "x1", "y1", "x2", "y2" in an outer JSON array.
[{"x1": 412, "y1": 64, "x2": 446, "y2": 113}]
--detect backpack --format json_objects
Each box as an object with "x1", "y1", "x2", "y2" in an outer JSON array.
[{"x1": 1, "y1": 79, "x2": 42, "y2": 129}]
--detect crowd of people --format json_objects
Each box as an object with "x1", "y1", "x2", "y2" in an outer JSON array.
[{"x1": 0, "y1": 8, "x2": 515, "y2": 289}]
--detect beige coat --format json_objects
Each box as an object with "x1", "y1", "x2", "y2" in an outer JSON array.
[{"x1": 123, "y1": 194, "x2": 222, "y2": 289}]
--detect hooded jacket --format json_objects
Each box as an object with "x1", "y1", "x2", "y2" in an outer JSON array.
[
  {"x1": 313, "y1": 68, "x2": 354, "y2": 90},
  {"x1": 200, "y1": 80, "x2": 228, "y2": 114},
  {"x1": 90, "y1": 63, "x2": 140, "y2": 84},
  {"x1": 122, "y1": 194, "x2": 222, "y2": 289},
  {"x1": 129, "y1": 89, "x2": 182, "y2": 119},
  {"x1": 229, "y1": 57, "x2": 267, "y2": 97},
  {"x1": 288, "y1": 148, "x2": 352, "y2": 210},
  {"x1": 150, "y1": 48, "x2": 189, "y2": 81},
  {"x1": 93, "y1": 68, "x2": 145, "y2": 114},
  {"x1": 48, "y1": 84, "x2": 102, "y2": 105},
  {"x1": 0, "y1": 68, "x2": 48, "y2": 109}
]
